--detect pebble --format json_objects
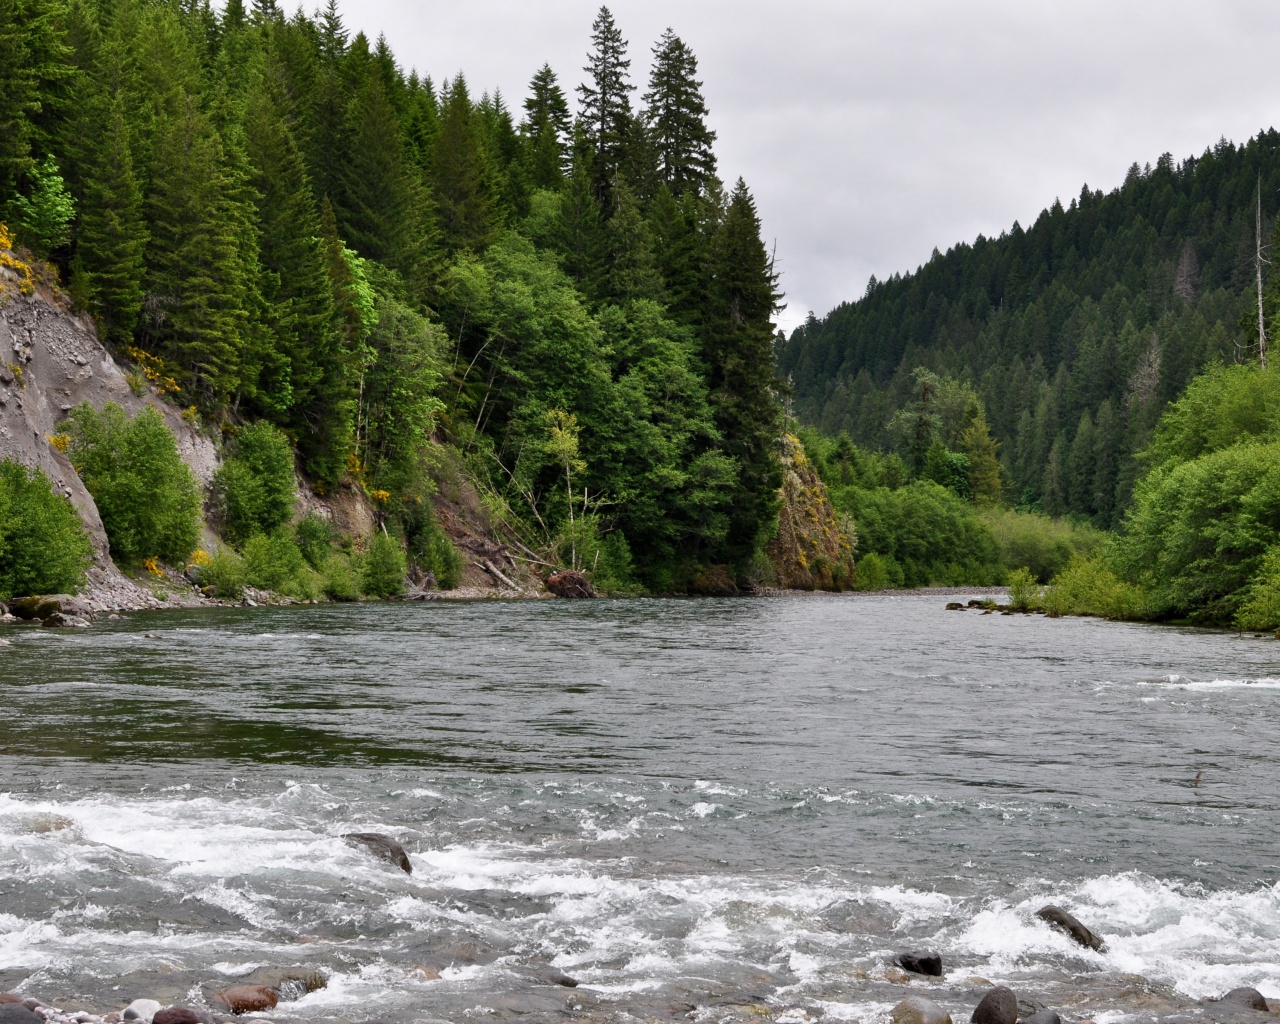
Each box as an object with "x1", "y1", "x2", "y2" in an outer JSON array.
[{"x1": 122, "y1": 1000, "x2": 162, "y2": 1023}]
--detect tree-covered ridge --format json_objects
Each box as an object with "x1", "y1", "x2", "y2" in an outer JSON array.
[
  {"x1": 0, "y1": 0, "x2": 788, "y2": 592},
  {"x1": 777, "y1": 133, "x2": 1280, "y2": 526}
]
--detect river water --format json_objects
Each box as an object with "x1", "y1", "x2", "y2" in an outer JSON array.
[{"x1": 1, "y1": 595, "x2": 1278, "y2": 1024}]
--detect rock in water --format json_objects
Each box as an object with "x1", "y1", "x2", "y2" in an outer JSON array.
[
  {"x1": 1222, "y1": 987, "x2": 1269, "y2": 1011},
  {"x1": 8, "y1": 595, "x2": 94, "y2": 623},
  {"x1": 240, "y1": 968, "x2": 327, "y2": 1000},
  {"x1": 897, "y1": 952, "x2": 944, "y2": 977},
  {"x1": 122, "y1": 1000, "x2": 163, "y2": 1023},
  {"x1": 342, "y1": 832, "x2": 412, "y2": 873},
  {"x1": 153, "y1": 1010, "x2": 213, "y2": 1024},
  {"x1": 889, "y1": 996, "x2": 952, "y2": 1024},
  {"x1": 0, "y1": 1007, "x2": 41, "y2": 1024},
  {"x1": 209, "y1": 986, "x2": 278, "y2": 1014},
  {"x1": 971, "y1": 987, "x2": 1018, "y2": 1024},
  {"x1": 1022, "y1": 1012, "x2": 1061, "y2": 1024},
  {"x1": 546, "y1": 570, "x2": 595, "y2": 599},
  {"x1": 1035, "y1": 905, "x2": 1107, "y2": 952}
]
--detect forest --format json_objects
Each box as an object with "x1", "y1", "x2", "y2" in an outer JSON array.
[
  {"x1": 779, "y1": 132, "x2": 1280, "y2": 626},
  {"x1": 0, "y1": 0, "x2": 787, "y2": 597}
]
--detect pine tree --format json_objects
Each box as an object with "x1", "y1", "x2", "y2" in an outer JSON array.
[
  {"x1": 960, "y1": 409, "x2": 1003, "y2": 505},
  {"x1": 520, "y1": 63, "x2": 570, "y2": 190},
  {"x1": 703, "y1": 179, "x2": 783, "y2": 566},
  {"x1": 74, "y1": 92, "x2": 147, "y2": 345},
  {"x1": 602, "y1": 176, "x2": 662, "y2": 304},
  {"x1": 142, "y1": 96, "x2": 253, "y2": 404},
  {"x1": 576, "y1": 5, "x2": 633, "y2": 201},
  {"x1": 432, "y1": 74, "x2": 495, "y2": 253},
  {"x1": 642, "y1": 29, "x2": 715, "y2": 195}
]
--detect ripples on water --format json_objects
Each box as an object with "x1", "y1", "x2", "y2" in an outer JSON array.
[{"x1": 1, "y1": 595, "x2": 1278, "y2": 1022}]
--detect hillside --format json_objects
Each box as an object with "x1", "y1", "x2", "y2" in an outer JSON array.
[{"x1": 777, "y1": 131, "x2": 1280, "y2": 526}]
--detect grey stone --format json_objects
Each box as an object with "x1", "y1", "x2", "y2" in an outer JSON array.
[
  {"x1": 1035, "y1": 905, "x2": 1107, "y2": 952},
  {"x1": 897, "y1": 952, "x2": 944, "y2": 977},
  {"x1": 890, "y1": 996, "x2": 952, "y2": 1024},
  {"x1": 121, "y1": 1001, "x2": 162, "y2": 1024},
  {"x1": 1221, "y1": 988, "x2": 1269, "y2": 1011},
  {"x1": 1021, "y1": 1012, "x2": 1060, "y2": 1024},
  {"x1": 342, "y1": 832, "x2": 411, "y2": 873},
  {"x1": 971, "y1": 987, "x2": 1018, "y2": 1024},
  {"x1": 0, "y1": 1008, "x2": 40, "y2": 1024}
]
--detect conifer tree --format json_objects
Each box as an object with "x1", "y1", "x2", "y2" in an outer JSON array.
[
  {"x1": 74, "y1": 92, "x2": 147, "y2": 345},
  {"x1": 603, "y1": 177, "x2": 662, "y2": 305},
  {"x1": 576, "y1": 6, "x2": 633, "y2": 200},
  {"x1": 432, "y1": 75, "x2": 496, "y2": 253},
  {"x1": 703, "y1": 179, "x2": 783, "y2": 566},
  {"x1": 960, "y1": 409, "x2": 1003, "y2": 505},
  {"x1": 643, "y1": 29, "x2": 715, "y2": 195},
  {"x1": 521, "y1": 64, "x2": 571, "y2": 190}
]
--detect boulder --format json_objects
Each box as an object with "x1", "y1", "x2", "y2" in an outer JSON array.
[
  {"x1": 1221, "y1": 988, "x2": 1269, "y2": 1011},
  {"x1": 8, "y1": 595, "x2": 93, "y2": 623},
  {"x1": 1022, "y1": 1012, "x2": 1060, "y2": 1024},
  {"x1": 239, "y1": 968, "x2": 326, "y2": 1001},
  {"x1": 123, "y1": 1000, "x2": 163, "y2": 1023},
  {"x1": 1035, "y1": 905, "x2": 1107, "y2": 952},
  {"x1": 546, "y1": 570, "x2": 595, "y2": 599},
  {"x1": 0, "y1": 1006, "x2": 41, "y2": 1024},
  {"x1": 971, "y1": 986, "x2": 1018, "y2": 1024},
  {"x1": 208, "y1": 987, "x2": 277, "y2": 1015},
  {"x1": 42, "y1": 611, "x2": 91, "y2": 628},
  {"x1": 946, "y1": 602, "x2": 965, "y2": 611},
  {"x1": 897, "y1": 953, "x2": 944, "y2": 977},
  {"x1": 342, "y1": 832, "x2": 412, "y2": 874},
  {"x1": 153, "y1": 1010, "x2": 214, "y2": 1024},
  {"x1": 890, "y1": 997, "x2": 952, "y2": 1024}
]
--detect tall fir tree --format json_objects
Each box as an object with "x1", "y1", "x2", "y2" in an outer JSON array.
[
  {"x1": 576, "y1": 6, "x2": 633, "y2": 202},
  {"x1": 432, "y1": 74, "x2": 496, "y2": 253},
  {"x1": 73, "y1": 91, "x2": 147, "y2": 345},
  {"x1": 703, "y1": 179, "x2": 783, "y2": 566},
  {"x1": 520, "y1": 63, "x2": 571, "y2": 191},
  {"x1": 642, "y1": 29, "x2": 715, "y2": 195}
]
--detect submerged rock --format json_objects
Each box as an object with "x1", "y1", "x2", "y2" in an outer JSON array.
[
  {"x1": 546, "y1": 570, "x2": 595, "y2": 599},
  {"x1": 889, "y1": 996, "x2": 952, "y2": 1024},
  {"x1": 1035, "y1": 905, "x2": 1107, "y2": 952},
  {"x1": 1221, "y1": 987, "x2": 1269, "y2": 1011},
  {"x1": 342, "y1": 832, "x2": 412, "y2": 873},
  {"x1": 897, "y1": 952, "x2": 944, "y2": 977},
  {"x1": 239, "y1": 968, "x2": 326, "y2": 1001},
  {"x1": 208, "y1": 987, "x2": 277, "y2": 1015},
  {"x1": 1021, "y1": 1011, "x2": 1060, "y2": 1024},
  {"x1": 971, "y1": 986, "x2": 1018, "y2": 1024}
]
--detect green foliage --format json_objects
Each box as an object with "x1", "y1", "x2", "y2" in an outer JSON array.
[
  {"x1": 0, "y1": 459, "x2": 93, "y2": 600},
  {"x1": 64, "y1": 403, "x2": 201, "y2": 565},
  {"x1": 12, "y1": 153, "x2": 74, "y2": 256},
  {"x1": 1043, "y1": 554, "x2": 1150, "y2": 621},
  {"x1": 242, "y1": 529, "x2": 319, "y2": 600},
  {"x1": 983, "y1": 508, "x2": 1105, "y2": 582},
  {"x1": 320, "y1": 551, "x2": 360, "y2": 601},
  {"x1": 201, "y1": 547, "x2": 248, "y2": 598},
  {"x1": 1006, "y1": 566, "x2": 1041, "y2": 611},
  {"x1": 213, "y1": 421, "x2": 296, "y2": 545},
  {"x1": 294, "y1": 511, "x2": 336, "y2": 570},
  {"x1": 854, "y1": 551, "x2": 900, "y2": 591},
  {"x1": 361, "y1": 530, "x2": 405, "y2": 598},
  {"x1": 405, "y1": 510, "x2": 464, "y2": 590}
]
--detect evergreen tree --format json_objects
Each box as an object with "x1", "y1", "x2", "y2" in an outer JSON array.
[
  {"x1": 576, "y1": 6, "x2": 633, "y2": 200},
  {"x1": 520, "y1": 63, "x2": 570, "y2": 190},
  {"x1": 74, "y1": 92, "x2": 147, "y2": 345},
  {"x1": 432, "y1": 74, "x2": 496, "y2": 253},
  {"x1": 642, "y1": 28, "x2": 715, "y2": 195},
  {"x1": 602, "y1": 176, "x2": 662, "y2": 304},
  {"x1": 960, "y1": 409, "x2": 1003, "y2": 505},
  {"x1": 703, "y1": 179, "x2": 783, "y2": 566}
]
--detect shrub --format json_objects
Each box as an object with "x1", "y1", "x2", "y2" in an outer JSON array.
[
  {"x1": 295, "y1": 512, "x2": 336, "y2": 570},
  {"x1": 407, "y1": 512, "x2": 465, "y2": 590},
  {"x1": 321, "y1": 553, "x2": 361, "y2": 601},
  {"x1": 1043, "y1": 554, "x2": 1150, "y2": 620},
  {"x1": 243, "y1": 529, "x2": 319, "y2": 600},
  {"x1": 63, "y1": 403, "x2": 201, "y2": 565},
  {"x1": 1006, "y1": 566, "x2": 1042, "y2": 611},
  {"x1": 1234, "y1": 546, "x2": 1280, "y2": 630},
  {"x1": 200, "y1": 548, "x2": 248, "y2": 599},
  {"x1": 362, "y1": 530, "x2": 406, "y2": 598},
  {"x1": 854, "y1": 551, "x2": 902, "y2": 591},
  {"x1": 0, "y1": 460, "x2": 94, "y2": 600},
  {"x1": 983, "y1": 508, "x2": 1105, "y2": 582},
  {"x1": 213, "y1": 421, "x2": 296, "y2": 545}
]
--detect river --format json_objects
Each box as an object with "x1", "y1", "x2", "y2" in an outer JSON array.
[{"x1": 1, "y1": 595, "x2": 1278, "y2": 1023}]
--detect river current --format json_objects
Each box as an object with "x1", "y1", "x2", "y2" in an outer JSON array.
[{"x1": 1, "y1": 595, "x2": 1278, "y2": 1023}]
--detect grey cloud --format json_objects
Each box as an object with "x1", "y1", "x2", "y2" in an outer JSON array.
[{"x1": 336, "y1": 0, "x2": 1280, "y2": 330}]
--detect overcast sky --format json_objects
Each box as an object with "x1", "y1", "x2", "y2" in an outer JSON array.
[{"x1": 333, "y1": 0, "x2": 1280, "y2": 333}]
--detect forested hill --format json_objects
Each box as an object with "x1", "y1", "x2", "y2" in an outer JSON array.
[
  {"x1": 0, "y1": 0, "x2": 789, "y2": 594},
  {"x1": 777, "y1": 133, "x2": 1280, "y2": 526}
]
